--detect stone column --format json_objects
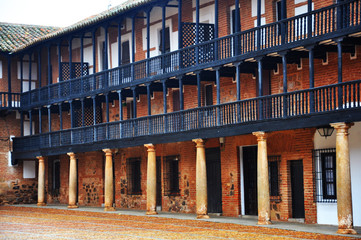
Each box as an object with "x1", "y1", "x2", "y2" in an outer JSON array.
[
  {"x1": 145, "y1": 144, "x2": 157, "y2": 215},
  {"x1": 37, "y1": 156, "x2": 46, "y2": 206},
  {"x1": 67, "y1": 152, "x2": 78, "y2": 208},
  {"x1": 253, "y1": 131, "x2": 271, "y2": 225},
  {"x1": 330, "y1": 122, "x2": 357, "y2": 234},
  {"x1": 103, "y1": 149, "x2": 115, "y2": 211},
  {"x1": 193, "y1": 139, "x2": 209, "y2": 219}
]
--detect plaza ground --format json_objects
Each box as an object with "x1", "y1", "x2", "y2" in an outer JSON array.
[{"x1": 0, "y1": 205, "x2": 360, "y2": 239}]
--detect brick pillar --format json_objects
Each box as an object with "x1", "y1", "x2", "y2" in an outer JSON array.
[
  {"x1": 193, "y1": 138, "x2": 209, "y2": 219},
  {"x1": 253, "y1": 131, "x2": 271, "y2": 225},
  {"x1": 103, "y1": 149, "x2": 115, "y2": 211},
  {"x1": 36, "y1": 156, "x2": 46, "y2": 206},
  {"x1": 330, "y1": 123, "x2": 357, "y2": 234},
  {"x1": 145, "y1": 144, "x2": 157, "y2": 215},
  {"x1": 67, "y1": 152, "x2": 78, "y2": 208}
]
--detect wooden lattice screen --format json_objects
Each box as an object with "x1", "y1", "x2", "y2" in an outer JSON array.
[{"x1": 60, "y1": 62, "x2": 89, "y2": 81}]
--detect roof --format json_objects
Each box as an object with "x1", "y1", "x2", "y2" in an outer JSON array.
[
  {"x1": 13, "y1": 0, "x2": 154, "y2": 53},
  {"x1": 0, "y1": 22, "x2": 60, "y2": 53}
]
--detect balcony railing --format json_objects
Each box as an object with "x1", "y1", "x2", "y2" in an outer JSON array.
[
  {"x1": 13, "y1": 79, "x2": 361, "y2": 153},
  {"x1": 21, "y1": 0, "x2": 361, "y2": 109},
  {"x1": 0, "y1": 92, "x2": 21, "y2": 109}
]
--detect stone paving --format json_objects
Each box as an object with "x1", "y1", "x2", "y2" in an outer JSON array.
[{"x1": 0, "y1": 206, "x2": 360, "y2": 240}]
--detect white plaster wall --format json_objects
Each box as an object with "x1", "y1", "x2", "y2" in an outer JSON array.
[
  {"x1": 192, "y1": 4, "x2": 215, "y2": 24},
  {"x1": 314, "y1": 121, "x2": 361, "y2": 227}
]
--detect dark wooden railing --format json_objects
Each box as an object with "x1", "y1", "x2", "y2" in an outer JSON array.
[
  {"x1": 13, "y1": 79, "x2": 361, "y2": 152},
  {"x1": 0, "y1": 92, "x2": 21, "y2": 109},
  {"x1": 21, "y1": 0, "x2": 361, "y2": 109}
]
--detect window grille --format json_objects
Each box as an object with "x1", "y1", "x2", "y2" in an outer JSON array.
[
  {"x1": 313, "y1": 148, "x2": 337, "y2": 203},
  {"x1": 126, "y1": 158, "x2": 142, "y2": 195},
  {"x1": 268, "y1": 155, "x2": 281, "y2": 202},
  {"x1": 163, "y1": 155, "x2": 180, "y2": 196}
]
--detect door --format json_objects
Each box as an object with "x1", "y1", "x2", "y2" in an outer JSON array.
[
  {"x1": 156, "y1": 157, "x2": 162, "y2": 209},
  {"x1": 206, "y1": 148, "x2": 222, "y2": 213},
  {"x1": 290, "y1": 160, "x2": 305, "y2": 218},
  {"x1": 243, "y1": 146, "x2": 258, "y2": 215}
]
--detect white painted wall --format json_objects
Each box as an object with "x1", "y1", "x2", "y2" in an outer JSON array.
[
  {"x1": 192, "y1": 4, "x2": 215, "y2": 24},
  {"x1": 314, "y1": 121, "x2": 361, "y2": 227},
  {"x1": 23, "y1": 160, "x2": 36, "y2": 178}
]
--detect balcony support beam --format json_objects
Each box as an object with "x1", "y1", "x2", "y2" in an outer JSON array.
[
  {"x1": 70, "y1": 100, "x2": 74, "y2": 128},
  {"x1": 257, "y1": 58, "x2": 263, "y2": 120},
  {"x1": 162, "y1": 5, "x2": 166, "y2": 55},
  {"x1": 38, "y1": 108, "x2": 42, "y2": 134},
  {"x1": 196, "y1": 0, "x2": 200, "y2": 63},
  {"x1": 235, "y1": 0, "x2": 240, "y2": 33},
  {"x1": 132, "y1": 17, "x2": 135, "y2": 64},
  {"x1": 29, "y1": 53, "x2": 32, "y2": 95},
  {"x1": 236, "y1": 63, "x2": 241, "y2": 101},
  {"x1": 38, "y1": 48, "x2": 42, "y2": 88},
  {"x1": 336, "y1": 38, "x2": 344, "y2": 110},
  {"x1": 145, "y1": 144, "x2": 157, "y2": 215},
  {"x1": 58, "y1": 41, "x2": 62, "y2": 81},
  {"x1": 80, "y1": 34, "x2": 84, "y2": 88},
  {"x1": 47, "y1": 105, "x2": 51, "y2": 132},
  {"x1": 178, "y1": 0, "x2": 182, "y2": 50},
  {"x1": 163, "y1": 81, "x2": 167, "y2": 114},
  {"x1": 132, "y1": 88, "x2": 137, "y2": 118},
  {"x1": 117, "y1": 91, "x2": 123, "y2": 121},
  {"x1": 92, "y1": 30, "x2": 96, "y2": 74},
  {"x1": 92, "y1": 96, "x2": 97, "y2": 125},
  {"x1": 281, "y1": 52, "x2": 288, "y2": 118},
  {"x1": 69, "y1": 37, "x2": 73, "y2": 79},
  {"x1": 81, "y1": 98, "x2": 85, "y2": 126},
  {"x1": 7, "y1": 55, "x2": 12, "y2": 106},
  {"x1": 59, "y1": 103, "x2": 63, "y2": 130},
  {"x1": 106, "y1": 94, "x2": 110, "y2": 122},
  {"x1": 118, "y1": 21, "x2": 122, "y2": 67},
  {"x1": 197, "y1": 72, "x2": 201, "y2": 107},
  {"x1": 179, "y1": 77, "x2": 184, "y2": 110},
  {"x1": 104, "y1": 25, "x2": 109, "y2": 71},
  {"x1": 29, "y1": 110, "x2": 33, "y2": 136},
  {"x1": 147, "y1": 84, "x2": 152, "y2": 116},
  {"x1": 47, "y1": 45, "x2": 51, "y2": 85},
  {"x1": 20, "y1": 112, "x2": 24, "y2": 137},
  {"x1": 308, "y1": 45, "x2": 315, "y2": 113},
  {"x1": 20, "y1": 55, "x2": 23, "y2": 93}
]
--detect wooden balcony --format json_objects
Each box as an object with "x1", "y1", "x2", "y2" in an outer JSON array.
[
  {"x1": 0, "y1": 92, "x2": 21, "y2": 110},
  {"x1": 12, "y1": 79, "x2": 361, "y2": 158},
  {"x1": 20, "y1": 0, "x2": 361, "y2": 110}
]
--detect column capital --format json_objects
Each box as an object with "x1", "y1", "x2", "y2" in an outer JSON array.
[
  {"x1": 192, "y1": 138, "x2": 205, "y2": 148},
  {"x1": 330, "y1": 122, "x2": 354, "y2": 134},
  {"x1": 67, "y1": 152, "x2": 76, "y2": 159},
  {"x1": 144, "y1": 143, "x2": 155, "y2": 152},
  {"x1": 253, "y1": 131, "x2": 268, "y2": 141},
  {"x1": 102, "y1": 148, "x2": 113, "y2": 156},
  {"x1": 36, "y1": 156, "x2": 44, "y2": 161}
]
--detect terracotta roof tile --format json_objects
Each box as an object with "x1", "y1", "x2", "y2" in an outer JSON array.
[{"x1": 0, "y1": 22, "x2": 60, "y2": 52}]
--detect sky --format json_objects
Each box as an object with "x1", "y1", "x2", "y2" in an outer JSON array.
[{"x1": 0, "y1": 0, "x2": 127, "y2": 27}]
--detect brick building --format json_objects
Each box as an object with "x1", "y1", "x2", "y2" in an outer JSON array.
[{"x1": 0, "y1": 0, "x2": 360, "y2": 234}]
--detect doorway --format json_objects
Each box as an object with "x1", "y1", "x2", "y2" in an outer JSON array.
[
  {"x1": 206, "y1": 148, "x2": 222, "y2": 213},
  {"x1": 242, "y1": 146, "x2": 258, "y2": 216},
  {"x1": 290, "y1": 160, "x2": 305, "y2": 218}
]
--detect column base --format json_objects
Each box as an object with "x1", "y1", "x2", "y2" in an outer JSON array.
[
  {"x1": 337, "y1": 228, "x2": 357, "y2": 235},
  {"x1": 104, "y1": 207, "x2": 116, "y2": 211},
  {"x1": 197, "y1": 214, "x2": 210, "y2": 219},
  {"x1": 258, "y1": 220, "x2": 272, "y2": 225},
  {"x1": 67, "y1": 205, "x2": 79, "y2": 209},
  {"x1": 146, "y1": 211, "x2": 158, "y2": 215},
  {"x1": 37, "y1": 202, "x2": 46, "y2": 206}
]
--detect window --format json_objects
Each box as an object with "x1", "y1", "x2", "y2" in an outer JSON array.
[
  {"x1": 127, "y1": 158, "x2": 141, "y2": 195},
  {"x1": 321, "y1": 152, "x2": 336, "y2": 199},
  {"x1": 268, "y1": 155, "x2": 281, "y2": 201},
  {"x1": 159, "y1": 27, "x2": 170, "y2": 54},
  {"x1": 164, "y1": 156, "x2": 180, "y2": 195},
  {"x1": 313, "y1": 148, "x2": 337, "y2": 203},
  {"x1": 121, "y1": 41, "x2": 130, "y2": 65},
  {"x1": 126, "y1": 100, "x2": 135, "y2": 119}
]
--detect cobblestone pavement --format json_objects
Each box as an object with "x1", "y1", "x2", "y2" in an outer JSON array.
[{"x1": 0, "y1": 206, "x2": 359, "y2": 240}]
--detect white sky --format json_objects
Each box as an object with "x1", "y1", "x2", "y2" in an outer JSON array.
[{"x1": 0, "y1": 0, "x2": 127, "y2": 27}]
